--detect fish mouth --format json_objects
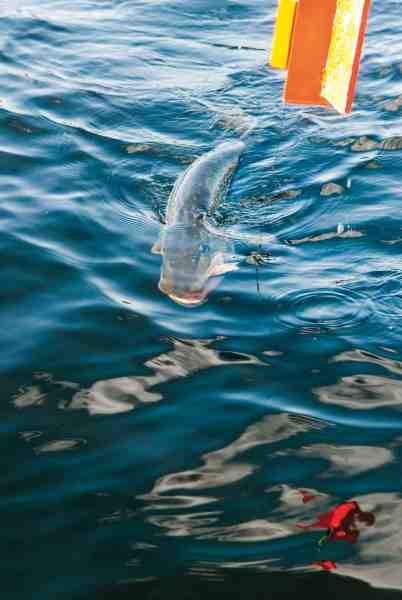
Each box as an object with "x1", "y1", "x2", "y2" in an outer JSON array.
[
  {"x1": 159, "y1": 281, "x2": 207, "y2": 306},
  {"x1": 168, "y1": 291, "x2": 207, "y2": 306}
]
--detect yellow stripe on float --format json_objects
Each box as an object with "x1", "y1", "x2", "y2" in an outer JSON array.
[
  {"x1": 270, "y1": 0, "x2": 298, "y2": 69},
  {"x1": 321, "y1": 0, "x2": 366, "y2": 113}
]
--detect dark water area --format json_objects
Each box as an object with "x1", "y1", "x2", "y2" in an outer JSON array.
[{"x1": 1, "y1": 0, "x2": 402, "y2": 598}]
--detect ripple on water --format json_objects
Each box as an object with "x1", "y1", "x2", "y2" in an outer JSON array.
[
  {"x1": 2, "y1": 0, "x2": 402, "y2": 594},
  {"x1": 64, "y1": 337, "x2": 264, "y2": 415},
  {"x1": 275, "y1": 288, "x2": 372, "y2": 333},
  {"x1": 372, "y1": 274, "x2": 402, "y2": 319},
  {"x1": 106, "y1": 156, "x2": 164, "y2": 228},
  {"x1": 35, "y1": 438, "x2": 87, "y2": 454},
  {"x1": 230, "y1": 178, "x2": 348, "y2": 244}
]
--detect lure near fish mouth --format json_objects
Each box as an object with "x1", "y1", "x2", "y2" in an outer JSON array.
[{"x1": 153, "y1": 140, "x2": 245, "y2": 307}]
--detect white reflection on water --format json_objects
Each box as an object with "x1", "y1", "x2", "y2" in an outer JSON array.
[
  {"x1": 68, "y1": 337, "x2": 264, "y2": 415},
  {"x1": 13, "y1": 385, "x2": 46, "y2": 408},
  {"x1": 146, "y1": 413, "x2": 319, "y2": 497},
  {"x1": 299, "y1": 444, "x2": 393, "y2": 476},
  {"x1": 35, "y1": 438, "x2": 87, "y2": 453},
  {"x1": 148, "y1": 512, "x2": 293, "y2": 542},
  {"x1": 141, "y1": 413, "x2": 327, "y2": 539},
  {"x1": 314, "y1": 374, "x2": 402, "y2": 410},
  {"x1": 335, "y1": 493, "x2": 402, "y2": 591},
  {"x1": 331, "y1": 348, "x2": 402, "y2": 376}
]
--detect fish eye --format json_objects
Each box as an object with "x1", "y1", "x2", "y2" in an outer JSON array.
[{"x1": 200, "y1": 243, "x2": 210, "y2": 253}]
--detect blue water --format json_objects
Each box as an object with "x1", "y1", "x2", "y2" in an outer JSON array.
[{"x1": 1, "y1": 1, "x2": 402, "y2": 597}]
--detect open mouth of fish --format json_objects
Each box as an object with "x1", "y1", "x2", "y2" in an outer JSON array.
[
  {"x1": 159, "y1": 280, "x2": 208, "y2": 306},
  {"x1": 168, "y1": 291, "x2": 206, "y2": 306}
]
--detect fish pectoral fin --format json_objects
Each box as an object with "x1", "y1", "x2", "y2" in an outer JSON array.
[
  {"x1": 209, "y1": 262, "x2": 239, "y2": 277},
  {"x1": 151, "y1": 241, "x2": 163, "y2": 255}
]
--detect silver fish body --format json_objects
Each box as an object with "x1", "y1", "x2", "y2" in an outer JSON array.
[{"x1": 154, "y1": 140, "x2": 245, "y2": 306}]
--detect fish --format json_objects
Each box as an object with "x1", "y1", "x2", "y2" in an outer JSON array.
[{"x1": 152, "y1": 140, "x2": 245, "y2": 306}]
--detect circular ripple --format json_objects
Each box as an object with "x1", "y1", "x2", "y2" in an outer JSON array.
[
  {"x1": 276, "y1": 288, "x2": 372, "y2": 332},
  {"x1": 223, "y1": 186, "x2": 346, "y2": 243},
  {"x1": 371, "y1": 274, "x2": 402, "y2": 319},
  {"x1": 106, "y1": 144, "x2": 199, "y2": 228},
  {"x1": 106, "y1": 157, "x2": 170, "y2": 229}
]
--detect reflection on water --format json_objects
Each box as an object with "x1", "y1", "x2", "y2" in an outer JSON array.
[
  {"x1": 314, "y1": 347, "x2": 402, "y2": 412},
  {"x1": 298, "y1": 444, "x2": 393, "y2": 476},
  {"x1": 148, "y1": 512, "x2": 293, "y2": 543},
  {"x1": 146, "y1": 412, "x2": 325, "y2": 496},
  {"x1": 315, "y1": 375, "x2": 402, "y2": 410},
  {"x1": 140, "y1": 413, "x2": 328, "y2": 540},
  {"x1": 67, "y1": 337, "x2": 264, "y2": 415},
  {"x1": 35, "y1": 438, "x2": 86, "y2": 453},
  {"x1": 342, "y1": 493, "x2": 402, "y2": 590},
  {"x1": 13, "y1": 385, "x2": 46, "y2": 408},
  {"x1": 331, "y1": 349, "x2": 402, "y2": 376},
  {"x1": 2, "y1": 0, "x2": 402, "y2": 596},
  {"x1": 290, "y1": 226, "x2": 364, "y2": 245}
]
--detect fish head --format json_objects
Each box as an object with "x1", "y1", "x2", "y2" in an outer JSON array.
[{"x1": 158, "y1": 223, "x2": 235, "y2": 306}]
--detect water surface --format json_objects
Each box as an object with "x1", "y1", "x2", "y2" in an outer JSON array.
[{"x1": 1, "y1": 1, "x2": 402, "y2": 597}]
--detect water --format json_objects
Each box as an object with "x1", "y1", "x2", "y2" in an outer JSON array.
[{"x1": 1, "y1": 1, "x2": 402, "y2": 597}]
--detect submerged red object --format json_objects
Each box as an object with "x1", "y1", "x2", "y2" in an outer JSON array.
[
  {"x1": 297, "y1": 500, "x2": 375, "y2": 545},
  {"x1": 313, "y1": 560, "x2": 337, "y2": 571},
  {"x1": 297, "y1": 490, "x2": 316, "y2": 504}
]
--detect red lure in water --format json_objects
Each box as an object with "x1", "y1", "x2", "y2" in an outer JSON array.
[
  {"x1": 297, "y1": 500, "x2": 375, "y2": 545},
  {"x1": 297, "y1": 490, "x2": 316, "y2": 504},
  {"x1": 313, "y1": 560, "x2": 337, "y2": 571}
]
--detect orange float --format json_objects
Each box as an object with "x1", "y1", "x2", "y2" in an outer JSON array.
[{"x1": 270, "y1": 0, "x2": 372, "y2": 114}]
